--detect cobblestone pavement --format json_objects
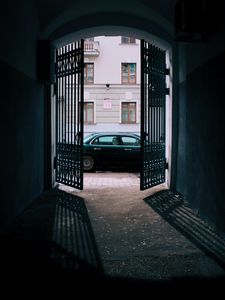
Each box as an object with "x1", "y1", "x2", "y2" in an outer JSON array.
[
  {"x1": 84, "y1": 172, "x2": 140, "y2": 187},
  {"x1": 59, "y1": 172, "x2": 140, "y2": 191}
]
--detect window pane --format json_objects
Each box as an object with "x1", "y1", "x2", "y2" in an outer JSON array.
[
  {"x1": 84, "y1": 63, "x2": 94, "y2": 83},
  {"x1": 122, "y1": 64, "x2": 128, "y2": 73},
  {"x1": 129, "y1": 103, "x2": 136, "y2": 108},
  {"x1": 87, "y1": 64, "x2": 93, "y2": 71},
  {"x1": 87, "y1": 69, "x2": 93, "y2": 76},
  {"x1": 130, "y1": 75, "x2": 136, "y2": 83},
  {"x1": 122, "y1": 137, "x2": 138, "y2": 146},
  {"x1": 130, "y1": 64, "x2": 136, "y2": 83},
  {"x1": 87, "y1": 107, "x2": 93, "y2": 122},
  {"x1": 85, "y1": 37, "x2": 94, "y2": 41},
  {"x1": 122, "y1": 75, "x2": 128, "y2": 83},
  {"x1": 129, "y1": 103, "x2": 136, "y2": 122},
  {"x1": 122, "y1": 64, "x2": 129, "y2": 83},
  {"x1": 84, "y1": 102, "x2": 94, "y2": 123},
  {"x1": 129, "y1": 109, "x2": 135, "y2": 122},
  {"x1": 92, "y1": 138, "x2": 99, "y2": 145},
  {"x1": 122, "y1": 103, "x2": 128, "y2": 123},
  {"x1": 122, "y1": 63, "x2": 136, "y2": 84},
  {"x1": 122, "y1": 110, "x2": 128, "y2": 123},
  {"x1": 130, "y1": 64, "x2": 136, "y2": 73},
  {"x1": 87, "y1": 76, "x2": 93, "y2": 83},
  {"x1": 122, "y1": 102, "x2": 136, "y2": 123},
  {"x1": 98, "y1": 136, "x2": 114, "y2": 145},
  {"x1": 121, "y1": 36, "x2": 136, "y2": 44},
  {"x1": 121, "y1": 36, "x2": 129, "y2": 43}
]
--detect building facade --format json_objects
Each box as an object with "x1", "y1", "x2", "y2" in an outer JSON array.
[{"x1": 83, "y1": 36, "x2": 140, "y2": 136}]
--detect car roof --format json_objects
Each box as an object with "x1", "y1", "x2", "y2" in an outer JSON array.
[
  {"x1": 84, "y1": 132, "x2": 140, "y2": 143},
  {"x1": 85, "y1": 132, "x2": 140, "y2": 138}
]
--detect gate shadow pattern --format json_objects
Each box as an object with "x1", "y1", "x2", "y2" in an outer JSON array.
[
  {"x1": 50, "y1": 189, "x2": 103, "y2": 275},
  {"x1": 144, "y1": 190, "x2": 225, "y2": 270}
]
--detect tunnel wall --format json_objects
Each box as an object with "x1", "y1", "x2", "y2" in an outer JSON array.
[
  {"x1": 176, "y1": 11, "x2": 225, "y2": 235},
  {"x1": 0, "y1": 0, "x2": 44, "y2": 225}
]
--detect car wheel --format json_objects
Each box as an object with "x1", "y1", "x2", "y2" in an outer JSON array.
[{"x1": 83, "y1": 155, "x2": 95, "y2": 171}]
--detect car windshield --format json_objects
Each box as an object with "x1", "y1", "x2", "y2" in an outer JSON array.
[{"x1": 84, "y1": 133, "x2": 97, "y2": 143}]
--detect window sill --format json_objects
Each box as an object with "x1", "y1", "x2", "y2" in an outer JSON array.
[
  {"x1": 119, "y1": 43, "x2": 138, "y2": 46},
  {"x1": 120, "y1": 122, "x2": 138, "y2": 125},
  {"x1": 121, "y1": 83, "x2": 137, "y2": 85}
]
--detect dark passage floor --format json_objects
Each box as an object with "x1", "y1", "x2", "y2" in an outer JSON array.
[{"x1": 1, "y1": 173, "x2": 225, "y2": 292}]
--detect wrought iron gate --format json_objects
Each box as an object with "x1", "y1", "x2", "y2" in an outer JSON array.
[
  {"x1": 55, "y1": 40, "x2": 84, "y2": 189},
  {"x1": 140, "y1": 40, "x2": 167, "y2": 190}
]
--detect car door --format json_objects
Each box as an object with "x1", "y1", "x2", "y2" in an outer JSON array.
[
  {"x1": 91, "y1": 135, "x2": 124, "y2": 169},
  {"x1": 120, "y1": 135, "x2": 141, "y2": 169}
]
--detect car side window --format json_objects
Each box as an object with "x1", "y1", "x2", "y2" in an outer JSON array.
[
  {"x1": 97, "y1": 136, "x2": 114, "y2": 145},
  {"x1": 112, "y1": 136, "x2": 123, "y2": 145},
  {"x1": 92, "y1": 137, "x2": 99, "y2": 145},
  {"x1": 121, "y1": 136, "x2": 140, "y2": 146}
]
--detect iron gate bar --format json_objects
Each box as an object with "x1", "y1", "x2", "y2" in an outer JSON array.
[
  {"x1": 140, "y1": 40, "x2": 167, "y2": 190},
  {"x1": 55, "y1": 40, "x2": 84, "y2": 189}
]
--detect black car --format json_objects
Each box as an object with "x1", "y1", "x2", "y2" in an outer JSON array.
[{"x1": 83, "y1": 132, "x2": 141, "y2": 171}]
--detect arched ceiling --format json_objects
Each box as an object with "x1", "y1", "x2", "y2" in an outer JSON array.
[{"x1": 36, "y1": 0, "x2": 177, "y2": 41}]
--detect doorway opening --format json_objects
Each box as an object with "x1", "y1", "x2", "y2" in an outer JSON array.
[
  {"x1": 82, "y1": 35, "x2": 141, "y2": 191},
  {"x1": 48, "y1": 29, "x2": 175, "y2": 281},
  {"x1": 51, "y1": 31, "x2": 172, "y2": 193}
]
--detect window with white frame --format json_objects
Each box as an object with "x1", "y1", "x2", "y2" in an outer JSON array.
[
  {"x1": 121, "y1": 102, "x2": 136, "y2": 124},
  {"x1": 84, "y1": 102, "x2": 94, "y2": 124},
  {"x1": 121, "y1": 63, "x2": 136, "y2": 84},
  {"x1": 85, "y1": 37, "x2": 94, "y2": 41},
  {"x1": 121, "y1": 36, "x2": 136, "y2": 44},
  {"x1": 84, "y1": 63, "x2": 94, "y2": 84}
]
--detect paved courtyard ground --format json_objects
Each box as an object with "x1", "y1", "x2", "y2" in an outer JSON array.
[
  {"x1": 59, "y1": 172, "x2": 225, "y2": 282},
  {"x1": 1, "y1": 172, "x2": 225, "y2": 291}
]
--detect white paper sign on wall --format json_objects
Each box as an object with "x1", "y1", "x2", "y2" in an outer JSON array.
[{"x1": 104, "y1": 98, "x2": 112, "y2": 109}]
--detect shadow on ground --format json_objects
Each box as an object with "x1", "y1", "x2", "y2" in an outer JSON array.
[
  {"x1": 0, "y1": 188, "x2": 225, "y2": 292},
  {"x1": 144, "y1": 189, "x2": 225, "y2": 271}
]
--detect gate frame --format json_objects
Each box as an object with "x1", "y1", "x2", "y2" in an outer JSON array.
[{"x1": 47, "y1": 30, "x2": 173, "y2": 191}]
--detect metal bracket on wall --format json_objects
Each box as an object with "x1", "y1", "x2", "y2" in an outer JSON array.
[
  {"x1": 165, "y1": 161, "x2": 169, "y2": 169},
  {"x1": 53, "y1": 157, "x2": 57, "y2": 169},
  {"x1": 53, "y1": 82, "x2": 57, "y2": 95},
  {"x1": 166, "y1": 88, "x2": 170, "y2": 95}
]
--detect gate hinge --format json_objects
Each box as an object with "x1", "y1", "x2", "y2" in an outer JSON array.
[
  {"x1": 165, "y1": 68, "x2": 170, "y2": 75},
  {"x1": 53, "y1": 82, "x2": 57, "y2": 95},
  {"x1": 55, "y1": 62, "x2": 58, "y2": 75},
  {"x1": 53, "y1": 157, "x2": 57, "y2": 169},
  {"x1": 165, "y1": 88, "x2": 170, "y2": 95},
  {"x1": 164, "y1": 161, "x2": 169, "y2": 169}
]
